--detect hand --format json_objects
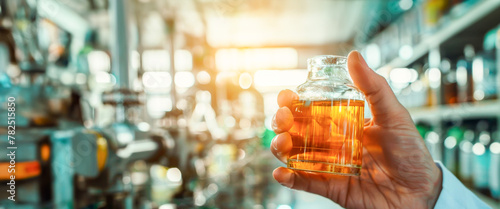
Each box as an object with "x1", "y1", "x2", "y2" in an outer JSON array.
[{"x1": 270, "y1": 51, "x2": 442, "y2": 209}]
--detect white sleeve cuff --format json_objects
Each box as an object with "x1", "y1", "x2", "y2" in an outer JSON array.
[{"x1": 434, "y1": 161, "x2": 491, "y2": 209}]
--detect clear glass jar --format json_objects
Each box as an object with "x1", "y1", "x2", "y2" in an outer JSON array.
[{"x1": 287, "y1": 55, "x2": 365, "y2": 176}]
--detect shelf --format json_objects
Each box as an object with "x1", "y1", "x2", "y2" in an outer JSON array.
[
  {"x1": 408, "y1": 100, "x2": 500, "y2": 122},
  {"x1": 378, "y1": 0, "x2": 500, "y2": 70}
]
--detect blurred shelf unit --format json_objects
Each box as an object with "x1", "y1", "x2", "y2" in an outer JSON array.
[
  {"x1": 360, "y1": 0, "x2": 500, "y2": 122},
  {"x1": 408, "y1": 100, "x2": 500, "y2": 122},
  {"x1": 378, "y1": 0, "x2": 500, "y2": 71},
  {"x1": 362, "y1": 1, "x2": 500, "y2": 204}
]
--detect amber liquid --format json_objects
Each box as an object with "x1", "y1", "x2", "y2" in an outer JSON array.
[{"x1": 287, "y1": 99, "x2": 364, "y2": 175}]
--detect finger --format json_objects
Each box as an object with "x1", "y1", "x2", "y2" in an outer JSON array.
[
  {"x1": 272, "y1": 106, "x2": 294, "y2": 133},
  {"x1": 364, "y1": 118, "x2": 372, "y2": 126},
  {"x1": 347, "y1": 51, "x2": 410, "y2": 124},
  {"x1": 278, "y1": 89, "x2": 299, "y2": 108},
  {"x1": 273, "y1": 167, "x2": 350, "y2": 201},
  {"x1": 270, "y1": 132, "x2": 293, "y2": 163}
]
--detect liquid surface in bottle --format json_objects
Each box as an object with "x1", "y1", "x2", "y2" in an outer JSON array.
[{"x1": 287, "y1": 99, "x2": 364, "y2": 175}]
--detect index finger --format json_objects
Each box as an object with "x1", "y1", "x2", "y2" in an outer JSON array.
[{"x1": 278, "y1": 89, "x2": 299, "y2": 108}]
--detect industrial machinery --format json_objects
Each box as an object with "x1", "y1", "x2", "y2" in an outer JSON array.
[
  {"x1": 0, "y1": 0, "x2": 273, "y2": 208},
  {"x1": 0, "y1": 0, "x2": 177, "y2": 208}
]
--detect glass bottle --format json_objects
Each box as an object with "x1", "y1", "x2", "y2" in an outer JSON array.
[
  {"x1": 443, "y1": 126, "x2": 464, "y2": 175},
  {"x1": 459, "y1": 129, "x2": 474, "y2": 187},
  {"x1": 472, "y1": 131, "x2": 491, "y2": 195},
  {"x1": 425, "y1": 131, "x2": 442, "y2": 162},
  {"x1": 472, "y1": 121, "x2": 492, "y2": 195},
  {"x1": 441, "y1": 59, "x2": 458, "y2": 104},
  {"x1": 489, "y1": 131, "x2": 500, "y2": 200},
  {"x1": 472, "y1": 25, "x2": 499, "y2": 101},
  {"x1": 424, "y1": 62, "x2": 441, "y2": 106},
  {"x1": 456, "y1": 45, "x2": 475, "y2": 103},
  {"x1": 287, "y1": 55, "x2": 365, "y2": 176}
]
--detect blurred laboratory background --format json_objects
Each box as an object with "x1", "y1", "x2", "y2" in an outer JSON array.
[{"x1": 0, "y1": 0, "x2": 499, "y2": 208}]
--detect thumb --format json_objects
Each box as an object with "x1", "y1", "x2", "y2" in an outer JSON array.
[{"x1": 347, "y1": 51, "x2": 410, "y2": 124}]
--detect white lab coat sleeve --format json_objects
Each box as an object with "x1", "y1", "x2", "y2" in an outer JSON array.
[{"x1": 434, "y1": 161, "x2": 492, "y2": 209}]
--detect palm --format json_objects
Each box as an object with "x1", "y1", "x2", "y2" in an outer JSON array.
[{"x1": 326, "y1": 123, "x2": 437, "y2": 208}]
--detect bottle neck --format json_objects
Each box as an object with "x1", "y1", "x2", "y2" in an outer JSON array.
[{"x1": 307, "y1": 65, "x2": 352, "y2": 83}]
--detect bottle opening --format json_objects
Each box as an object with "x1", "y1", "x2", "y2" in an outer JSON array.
[{"x1": 308, "y1": 55, "x2": 347, "y2": 67}]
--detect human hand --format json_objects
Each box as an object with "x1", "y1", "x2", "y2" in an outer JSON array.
[{"x1": 270, "y1": 51, "x2": 442, "y2": 209}]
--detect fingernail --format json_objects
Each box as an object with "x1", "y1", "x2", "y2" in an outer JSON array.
[
  {"x1": 280, "y1": 170, "x2": 294, "y2": 188},
  {"x1": 271, "y1": 114, "x2": 279, "y2": 132},
  {"x1": 271, "y1": 135, "x2": 279, "y2": 151}
]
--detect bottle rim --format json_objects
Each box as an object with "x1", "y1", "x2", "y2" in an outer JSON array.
[{"x1": 308, "y1": 55, "x2": 347, "y2": 67}]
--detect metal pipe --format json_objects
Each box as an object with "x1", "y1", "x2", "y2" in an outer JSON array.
[
  {"x1": 110, "y1": 0, "x2": 130, "y2": 90},
  {"x1": 116, "y1": 139, "x2": 160, "y2": 162},
  {"x1": 167, "y1": 19, "x2": 177, "y2": 108}
]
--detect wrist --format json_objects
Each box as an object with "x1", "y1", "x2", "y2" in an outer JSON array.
[{"x1": 425, "y1": 164, "x2": 443, "y2": 209}]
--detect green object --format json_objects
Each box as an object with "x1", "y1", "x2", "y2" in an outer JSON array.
[
  {"x1": 260, "y1": 128, "x2": 276, "y2": 148},
  {"x1": 483, "y1": 25, "x2": 500, "y2": 51},
  {"x1": 416, "y1": 124, "x2": 430, "y2": 139},
  {"x1": 447, "y1": 126, "x2": 465, "y2": 143}
]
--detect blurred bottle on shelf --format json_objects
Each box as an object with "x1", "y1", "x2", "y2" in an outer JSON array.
[
  {"x1": 459, "y1": 129, "x2": 474, "y2": 187},
  {"x1": 443, "y1": 126, "x2": 464, "y2": 174},
  {"x1": 425, "y1": 131, "x2": 442, "y2": 161},
  {"x1": 425, "y1": 63, "x2": 441, "y2": 106},
  {"x1": 472, "y1": 132, "x2": 491, "y2": 194},
  {"x1": 400, "y1": 6, "x2": 422, "y2": 47},
  {"x1": 471, "y1": 25, "x2": 499, "y2": 101},
  {"x1": 472, "y1": 121, "x2": 491, "y2": 195},
  {"x1": 456, "y1": 45, "x2": 476, "y2": 103},
  {"x1": 412, "y1": 64, "x2": 430, "y2": 107},
  {"x1": 416, "y1": 122, "x2": 432, "y2": 139},
  {"x1": 471, "y1": 52, "x2": 496, "y2": 101},
  {"x1": 422, "y1": 0, "x2": 450, "y2": 33},
  {"x1": 394, "y1": 64, "x2": 429, "y2": 108},
  {"x1": 489, "y1": 131, "x2": 500, "y2": 200},
  {"x1": 441, "y1": 59, "x2": 458, "y2": 104}
]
